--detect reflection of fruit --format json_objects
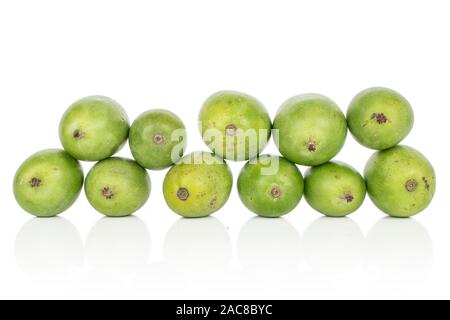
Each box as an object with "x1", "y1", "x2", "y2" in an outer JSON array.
[
  {"x1": 164, "y1": 217, "x2": 232, "y2": 269},
  {"x1": 85, "y1": 158, "x2": 151, "y2": 217},
  {"x1": 237, "y1": 217, "x2": 301, "y2": 270},
  {"x1": 86, "y1": 217, "x2": 150, "y2": 270},
  {"x1": 347, "y1": 87, "x2": 414, "y2": 150},
  {"x1": 273, "y1": 94, "x2": 347, "y2": 166},
  {"x1": 59, "y1": 95, "x2": 129, "y2": 161},
  {"x1": 364, "y1": 218, "x2": 432, "y2": 283},
  {"x1": 199, "y1": 91, "x2": 272, "y2": 161},
  {"x1": 304, "y1": 161, "x2": 366, "y2": 217},
  {"x1": 237, "y1": 155, "x2": 304, "y2": 217},
  {"x1": 163, "y1": 152, "x2": 233, "y2": 218},
  {"x1": 15, "y1": 217, "x2": 84, "y2": 280},
  {"x1": 13, "y1": 149, "x2": 84, "y2": 217},
  {"x1": 364, "y1": 145, "x2": 435, "y2": 217},
  {"x1": 302, "y1": 217, "x2": 364, "y2": 273},
  {"x1": 129, "y1": 109, "x2": 186, "y2": 170}
]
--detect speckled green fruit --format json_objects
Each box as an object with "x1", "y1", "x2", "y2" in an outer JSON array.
[
  {"x1": 304, "y1": 161, "x2": 366, "y2": 217},
  {"x1": 129, "y1": 109, "x2": 186, "y2": 170},
  {"x1": 273, "y1": 94, "x2": 347, "y2": 166},
  {"x1": 199, "y1": 91, "x2": 272, "y2": 161},
  {"x1": 163, "y1": 152, "x2": 233, "y2": 218},
  {"x1": 59, "y1": 96, "x2": 130, "y2": 161},
  {"x1": 364, "y1": 145, "x2": 435, "y2": 218},
  {"x1": 347, "y1": 87, "x2": 414, "y2": 150},
  {"x1": 85, "y1": 157, "x2": 151, "y2": 217},
  {"x1": 237, "y1": 155, "x2": 304, "y2": 218},
  {"x1": 13, "y1": 149, "x2": 84, "y2": 217}
]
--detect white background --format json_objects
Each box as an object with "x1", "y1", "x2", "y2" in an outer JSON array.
[{"x1": 0, "y1": 0, "x2": 448, "y2": 300}]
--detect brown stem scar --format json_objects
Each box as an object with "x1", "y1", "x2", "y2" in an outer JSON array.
[
  {"x1": 153, "y1": 134, "x2": 165, "y2": 144},
  {"x1": 371, "y1": 113, "x2": 389, "y2": 124},
  {"x1": 29, "y1": 177, "x2": 42, "y2": 188},
  {"x1": 102, "y1": 187, "x2": 114, "y2": 199},
  {"x1": 225, "y1": 124, "x2": 237, "y2": 136},
  {"x1": 307, "y1": 141, "x2": 317, "y2": 152},
  {"x1": 405, "y1": 179, "x2": 418, "y2": 192},
  {"x1": 341, "y1": 193, "x2": 354, "y2": 203},
  {"x1": 177, "y1": 188, "x2": 190, "y2": 201},
  {"x1": 271, "y1": 187, "x2": 282, "y2": 198},
  {"x1": 73, "y1": 129, "x2": 85, "y2": 140}
]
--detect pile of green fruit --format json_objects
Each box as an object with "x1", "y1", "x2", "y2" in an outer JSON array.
[{"x1": 13, "y1": 88, "x2": 436, "y2": 219}]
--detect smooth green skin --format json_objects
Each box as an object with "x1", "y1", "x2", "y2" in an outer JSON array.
[
  {"x1": 304, "y1": 161, "x2": 366, "y2": 217},
  {"x1": 163, "y1": 152, "x2": 233, "y2": 218},
  {"x1": 59, "y1": 95, "x2": 130, "y2": 161},
  {"x1": 85, "y1": 157, "x2": 151, "y2": 217},
  {"x1": 347, "y1": 87, "x2": 414, "y2": 150},
  {"x1": 129, "y1": 109, "x2": 187, "y2": 170},
  {"x1": 237, "y1": 155, "x2": 304, "y2": 218},
  {"x1": 273, "y1": 94, "x2": 347, "y2": 166},
  {"x1": 364, "y1": 145, "x2": 435, "y2": 218},
  {"x1": 13, "y1": 149, "x2": 84, "y2": 217},
  {"x1": 198, "y1": 91, "x2": 272, "y2": 161}
]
